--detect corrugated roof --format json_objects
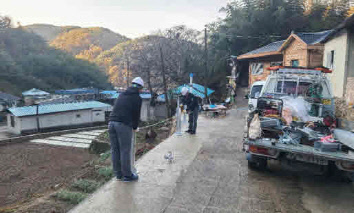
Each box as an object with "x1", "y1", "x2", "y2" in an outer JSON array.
[
  {"x1": 295, "y1": 30, "x2": 333, "y2": 45},
  {"x1": 0, "y1": 92, "x2": 20, "y2": 101},
  {"x1": 22, "y1": 88, "x2": 50, "y2": 96},
  {"x1": 241, "y1": 40, "x2": 285, "y2": 56},
  {"x1": 8, "y1": 101, "x2": 111, "y2": 117},
  {"x1": 55, "y1": 88, "x2": 98, "y2": 95}
]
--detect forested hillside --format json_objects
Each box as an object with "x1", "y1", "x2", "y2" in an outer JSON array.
[
  {"x1": 50, "y1": 27, "x2": 129, "y2": 61},
  {"x1": 24, "y1": 24, "x2": 80, "y2": 41},
  {"x1": 0, "y1": 17, "x2": 111, "y2": 96}
]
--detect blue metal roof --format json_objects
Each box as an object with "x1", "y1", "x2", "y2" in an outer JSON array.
[
  {"x1": 100, "y1": 90, "x2": 117, "y2": 95},
  {"x1": 0, "y1": 92, "x2": 20, "y2": 101},
  {"x1": 8, "y1": 101, "x2": 111, "y2": 117},
  {"x1": 22, "y1": 88, "x2": 50, "y2": 96},
  {"x1": 55, "y1": 88, "x2": 98, "y2": 95}
]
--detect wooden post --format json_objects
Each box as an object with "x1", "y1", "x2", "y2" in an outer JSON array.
[
  {"x1": 159, "y1": 45, "x2": 170, "y2": 118},
  {"x1": 204, "y1": 28, "x2": 209, "y2": 104}
]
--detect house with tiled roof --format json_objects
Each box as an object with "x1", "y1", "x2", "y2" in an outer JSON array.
[
  {"x1": 237, "y1": 30, "x2": 332, "y2": 86},
  {"x1": 0, "y1": 92, "x2": 20, "y2": 112},
  {"x1": 279, "y1": 30, "x2": 332, "y2": 68}
]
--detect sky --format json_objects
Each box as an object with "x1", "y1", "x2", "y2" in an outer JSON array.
[{"x1": 2, "y1": 0, "x2": 229, "y2": 38}]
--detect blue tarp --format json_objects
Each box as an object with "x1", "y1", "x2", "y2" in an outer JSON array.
[{"x1": 174, "y1": 83, "x2": 214, "y2": 99}]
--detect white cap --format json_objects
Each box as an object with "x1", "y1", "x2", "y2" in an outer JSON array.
[
  {"x1": 132, "y1": 77, "x2": 144, "y2": 87},
  {"x1": 181, "y1": 87, "x2": 189, "y2": 96}
]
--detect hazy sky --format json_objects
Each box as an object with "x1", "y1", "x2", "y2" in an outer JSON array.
[{"x1": 2, "y1": 0, "x2": 229, "y2": 38}]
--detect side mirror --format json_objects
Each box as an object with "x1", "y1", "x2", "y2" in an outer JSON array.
[{"x1": 244, "y1": 94, "x2": 249, "y2": 99}]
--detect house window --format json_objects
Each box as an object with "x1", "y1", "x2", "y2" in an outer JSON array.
[
  {"x1": 251, "y1": 63, "x2": 264, "y2": 75},
  {"x1": 291, "y1": 60, "x2": 299, "y2": 67},
  {"x1": 76, "y1": 114, "x2": 81, "y2": 118},
  {"x1": 327, "y1": 50, "x2": 335, "y2": 69},
  {"x1": 270, "y1": 61, "x2": 283, "y2": 67},
  {"x1": 10, "y1": 116, "x2": 15, "y2": 127}
]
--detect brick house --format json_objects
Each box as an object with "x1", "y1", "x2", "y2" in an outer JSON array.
[
  {"x1": 322, "y1": 15, "x2": 354, "y2": 103},
  {"x1": 237, "y1": 30, "x2": 332, "y2": 87},
  {"x1": 279, "y1": 30, "x2": 332, "y2": 68}
]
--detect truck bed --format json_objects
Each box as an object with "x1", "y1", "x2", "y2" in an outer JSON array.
[{"x1": 245, "y1": 138, "x2": 354, "y2": 163}]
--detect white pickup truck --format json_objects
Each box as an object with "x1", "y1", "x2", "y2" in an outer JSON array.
[{"x1": 243, "y1": 67, "x2": 354, "y2": 182}]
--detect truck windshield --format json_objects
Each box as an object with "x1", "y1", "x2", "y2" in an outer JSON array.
[{"x1": 250, "y1": 85, "x2": 263, "y2": 98}]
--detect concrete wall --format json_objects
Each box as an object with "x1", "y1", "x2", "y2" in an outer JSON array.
[
  {"x1": 323, "y1": 31, "x2": 348, "y2": 98},
  {"x1": 140, "y1": 99, "x2": 152, "y2": 122},
  {"x1": 283, "y1": 39, "x2": 308, "y2": 67},
  {"x1": 7, "y1": 114, "x2": 21, "y2": 134},
  {"x1": 346, "y1": 29, "x2": 354, "y2": 104},
  {"x1": 154, "y1": 104, "x2": 167, "y2": 119}
]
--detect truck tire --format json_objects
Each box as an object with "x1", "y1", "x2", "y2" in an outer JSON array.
[
  {"x1": 248, "y1": 155, "x2": 267, "y2": 170},
  {"x1": 326, "y1": 162, "x2": 354, "y2": 182}
]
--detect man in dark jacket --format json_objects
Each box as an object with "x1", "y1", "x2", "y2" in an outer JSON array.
[
  {"x1": 181, "y1": 87, "x2": 199, "y2": 134},
  {"x1": 108, "y1": 77, "x2": 143, "y2": 182}
]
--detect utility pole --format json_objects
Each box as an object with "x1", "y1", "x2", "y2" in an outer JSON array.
[
  {"x1": 204, "y1": 27, "x2": 209, "y2": 104},
  {"x1": 159, "y1": 45, "x2": 170, "y2": 118},
  {"x1": 126, "y1": 57, "x2": 130, "y2": 88},
  {"x1": 35, "y1": 104, "x2": 40, "y2": 132}
]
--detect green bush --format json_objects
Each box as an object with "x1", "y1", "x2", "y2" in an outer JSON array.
[
  {"x1": 99, "y1": 151, "x2": 111, "y2": 163},
  {"x1": 98, "y1": 167, "x2": 113, "y2": 180},
  {"x1": 55, "y1": 190, "x2": 87, "y2": 204},
  {"x1": 71, "y1": 179, "x2": 101, "y2": 193}
]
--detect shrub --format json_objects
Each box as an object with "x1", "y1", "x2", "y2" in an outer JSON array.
[
  {"x1": 71, "y1": 179, "x2": 101, "y2": 193},
  {"x1": 98, "y1": 167, "x2": 113, "y2": 180},
  {"x1": 54, "y1": 190, "x2": 87, "y2": 204}
]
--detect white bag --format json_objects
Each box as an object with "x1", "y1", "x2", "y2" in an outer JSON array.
[{"x1": 249, "y1": 114, "x2": 261, "y2": 140}]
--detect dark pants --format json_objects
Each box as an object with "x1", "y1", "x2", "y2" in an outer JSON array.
[
  {"x1": 188, "y1": 107, "x2": 199, "y2": 133},
  {"x1": 108, "y1": 121, "x2": 133, "y2": 177}
]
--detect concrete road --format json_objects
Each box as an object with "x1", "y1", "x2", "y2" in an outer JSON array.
[{"x1": 70, "y1": 107, "x2": 354, "y2": 213}]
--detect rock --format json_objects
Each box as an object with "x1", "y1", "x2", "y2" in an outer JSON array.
[{"x1": 159, "y1": 127, "x2": 170, "y2": 131}]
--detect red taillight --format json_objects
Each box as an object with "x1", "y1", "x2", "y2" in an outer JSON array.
[
  {"x1": 249, "y1": 145, "x2": 276, "y2": 156},
  {"x1": 341, "y1": 162, "x2": 354, "y2": 170}
]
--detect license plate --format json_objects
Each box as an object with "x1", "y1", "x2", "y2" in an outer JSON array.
[
  {"x1": 295, "y1": 154, "x2": 328, "y2": 165},
  {"x1": 322, "y1": 99, "x2": 331, "y2": 105}
]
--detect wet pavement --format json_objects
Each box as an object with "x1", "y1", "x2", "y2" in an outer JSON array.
[{"x1": 69, "y1": 107, "x2": 354, "y2": 213}]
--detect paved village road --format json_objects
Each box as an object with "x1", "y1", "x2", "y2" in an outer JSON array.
[
  {"x1": 162, "y1": 108, "x2": 354, "y2": 213},
  {"x1": 70, "y1": 106, "x2": 354, "y2": 213}
]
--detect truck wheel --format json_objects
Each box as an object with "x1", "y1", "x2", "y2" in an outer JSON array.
[
  {"x1": 326, "y1": 162, "x2": 354, "y2": 182},
  {"x1": 248, "y1": 156, "x2": 267, "y2": 170},
  {"x1": 342, "y1": 172, "x2": 354, "y2": 183}
]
